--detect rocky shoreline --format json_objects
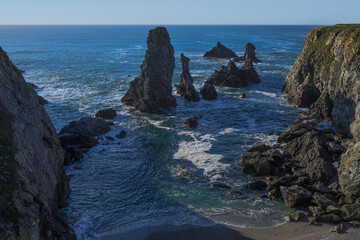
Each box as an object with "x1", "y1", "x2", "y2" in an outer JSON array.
[{"x1": 1, "y1": 24, "x2": 359, "y2": 239}]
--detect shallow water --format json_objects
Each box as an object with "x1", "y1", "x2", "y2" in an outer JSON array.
[{"x1": 0, "y1": 25, "x2": 314, "y2": 239}]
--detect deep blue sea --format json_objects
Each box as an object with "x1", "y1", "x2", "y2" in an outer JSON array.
[{"x1": 0, "y1": 25, "x2": 315, "y2": 239}]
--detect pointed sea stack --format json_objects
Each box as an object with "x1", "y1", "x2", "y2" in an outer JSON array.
[
  {"x1": 176, "y1": 53, "x2": 200, "y2": 102},
  {"x1": 0, "y1": 47, "x2": 75, "y2": 239},
  {"x1": 121, "y1": 27, "x2": 177, "y2": 112},
  {"x1": 203, "y1": 42, "x2": 238, "y2": 59},
  {"x1": 234, "y1": 43, "x2": 262, "y2": 63},
  {"x1": 204, "y1": 59, "x2": 260, "y2": 88}
]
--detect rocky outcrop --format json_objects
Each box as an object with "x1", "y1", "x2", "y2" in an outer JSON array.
[
  {"x1": 59, "y1": 117, "x2": 112, "y2": 164},
  {"x1": 204, "y1": 60, "x2": 260, "y2": 88},
  {"x1": 283, "y1": 25, "x2": 360, "y2": 202},
  {"x1": 121, "y1": 26, "x2": 177, "y2": 112},
  {"x1": 203, "y1": 42, "x2": 238, "y2": 59},
  {"x1": 284, "y1": 25, "x2": 360, "y2": 140},
  {"x1": 234, "y1": 43, "x2": 261, "y2": 63},
  {"x1": 175, "y1": 54, "x2": 200, "y2": 102},
  {"x1": 200, "y1": 84, "x2": 217, "y2": 100},
  {"x1": 95, "y1": 108, "x2": 117, "y2": 119},
  {"x1": 0, "y1": 47, "x2": 75, "y2": 239},
  {"x1": 184, "y1": 117, "x2": 198, "y2": 128}
]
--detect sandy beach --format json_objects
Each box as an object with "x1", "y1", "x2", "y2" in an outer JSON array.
[{"x1": 100, "y1": 221, "x2": 360, "y2": 240}]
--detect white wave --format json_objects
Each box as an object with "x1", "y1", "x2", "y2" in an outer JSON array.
[
  {"x1": 174, "y1": 134, "x2": 228, "y2": 181},
  {"x1": 144, "y1": 118, "x2": 172, "y2": 130},
  {"x1": 254, "y1": 90, "x2": 277, "y2": 98},
  {"x1": 218, "y1": 128, "x2": 240, "y2": 135}
]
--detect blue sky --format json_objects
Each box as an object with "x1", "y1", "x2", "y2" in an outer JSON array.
[{"x1": 1, "y1": 0, "x2": 359, "y2": 25}]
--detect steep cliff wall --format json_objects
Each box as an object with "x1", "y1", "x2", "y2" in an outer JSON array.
[
  {"x1": 0, "y1": 47, "x2": 75, "y2": 239},
  {"x1": 284, "y1": 24, "x2": 360, "y2": 140},
  {"x1": 284, "y1": 25, "x2": 360, "y2": 200}
]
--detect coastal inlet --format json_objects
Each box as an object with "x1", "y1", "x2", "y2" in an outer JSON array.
[{"x1": 0, "y1": 25, "x2": 315, "y2": 239}]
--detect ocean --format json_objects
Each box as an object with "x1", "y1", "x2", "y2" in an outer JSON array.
[{"x1": 0, "y1": 25, "x2": 315, "y2": 239}]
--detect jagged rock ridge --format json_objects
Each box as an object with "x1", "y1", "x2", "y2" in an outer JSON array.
[
  {"x1": 121, "y1": 26, "x2": 177, "y2": 112},
  {"x1": 0, "y1": 47, "x2": 75, "y2": 239},
  {"x1": 176, "y1": 53, "x2": 200, "y2": 102},
  {"x1": 203, "y1": 42, "x2": 238, "y2": 59},
  {"x1": 234, "y1": 43, "x2": 262, "y2": 63},
  {"x1": 204, "y1": 59, "x2": 260, "y2": 88}
]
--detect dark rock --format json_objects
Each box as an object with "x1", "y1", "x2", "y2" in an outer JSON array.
[
  {"x1": 95, "y1": 108, "x2": 117, "y2": 119},
  {"x1": 309, "y1": 206, "x2": 325, "y2": 217},
  {"x1": 121, "y1": 27, "x2": 177, "y2": 112},
  {"x1": 326, "y1": 142, "x2": 346, "y2": 155},
  {"x1": 227, "y1": 191, "x2": 243, "y2": 198},
  {"x1": 0, "y1": 47, "x2": 75, "y2": 239},
  {"x1": 106, "y1": 136, "x2": 115, "y2": 141},
  {"x1": 116, "y1": 130, "x2": 127, "y2": 138},
  {"x1": 38, "y1": 95, "x2": 48, "y2": 105},
  {"x1": 241, "y1": 151, "x2": 273, "y2": 176},
  {"x1": 349, "y1": 221, "x2": 360, "y2": 227},
  {"x1": 294, "y1": 211, "x2": 308, "y2": 221},
  {"x1": 282, "y1": 131, "x2": 334, "y2": 183},
  {"x1": 313, "y1": 181, "x2": 336, "y2": 194},
  {"x1": 277, "y1": 115, "x2": 319, "y2": 143},
  {"x1": 176, "y1": 53, "x2": 200, "y2": 102},
  {"x1": 200, "y1": 84, "x2": 217, "y2": 100},
  {"x1": 27, "y1": 82, "x2": 39, "y2": 89},
  {"x1": 331, "y1": 223, "x2": 345, "y2": 233},
  {"x1": 59, "y1": 133, "x2": 98, "y2": 149},
  {"x1": 311, "y1": 192, "x2": 338, "y2": 209},
  {"x1": 204, "y1": 60, "x2": 260, "y2": 88},
  {"x1": 234, "y1": 43, "x2": 261, "y2": 63},
  {"x1": 310, "y1": 92, "x2": 333, "y2": 121},
  {"x1": 315, "y1": 214, "x2": 342, "y2": 223},
  {"x1": 246, "y1": 180, "x2": 268, "y2": 190},
  {"x1": 59, "y1": 117, "x2": 111, "y2": 138},
  {"x1": 267, "y1": 175, "x2": 294, "y2": 192},
  {"x1": 280, "y1": 185, "x2": 312, "y2": 207},
  {"x1": 210, "y1": 183, "x2": 231, "y2": 190},
  {"x1": 341, "y1": 204, "x2": 360, "y2": 221},
  {"x1": 240, "y1": 93, "x2": 246, "y2": 98},
  {"x1": 246, "y1": 144, "x2": 271, "y2": 153},
  {"x1": 203, "y1": 42, "x2": 238, "y2": 59},
  {"x1": 173, "y1": 165, "x2": 190, "y2": 180},
  {"x1": 326, "y1": 205, "x2": 342, "y2": 215},
  {"x1": 64, "y1": 147, "x2": 84, "y2": 165},
  {"x1": 184, "y1": 117, "x2": 198, "y2": 129}
]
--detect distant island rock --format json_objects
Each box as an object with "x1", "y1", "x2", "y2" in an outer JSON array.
[
  {"x1": 121, "y1": 26, "x2": 177, "y2": 112},
  {"x1": 0, "y1": 47, "x2": 75, "y2": 239},
  {"x1": 176, "y1": 53, "x2": 200, "y2": 102},
  {"x1": 203, "y1": 42, "x2": 238, "y2": 59},
  {"x1": 204, "y1": 59, "x2": 260, "y2": 87},
  {"x1": 234, "y1": 43, "x2": 262, "y2": 63}
]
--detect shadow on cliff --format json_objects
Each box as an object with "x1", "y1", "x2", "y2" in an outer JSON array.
[{"x1": 332, "y1": 91, "x2": 356, "y2": 138}]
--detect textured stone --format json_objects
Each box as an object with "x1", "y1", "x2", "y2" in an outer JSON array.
[
  {"x1": 280, "y1": 185, "x2": 312, "y2": 208},
  {"x1": 200, "y1": 84, "x2": 217, "y2": 100},
  {"x1": 176, "y1": 53, "x2": 200, "y2": 102},
  {"x1": 203, "y1": 42, "x2": 238, "y2": 59},
  {"x1": 121, "y1": 27, "x2": 177, "y2": 112},
  {"x1": 95, "y1": 108, "x2": 117, "y2": 119},
  {"x1": 234, "y1": 43, "x2": 262, "y2": 63},
  {"x1": 0, "y1": 47, "x2": 75, "y2": 239}
]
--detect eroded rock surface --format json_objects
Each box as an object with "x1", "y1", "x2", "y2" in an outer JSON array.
[
  {"x1": 176, "y1": 53, "x2": 200, "y2": 102},
  {"x1": 203, "y1": 42, "x2": 238, "y2": 59},
  {"x1": 121, "y1": 26, "x2": 177, "y2": 112},
  {"x1": 234, "y1": 43, "x2": 261, "y2": 63},
  {"x1": 0, "y1": 47, "x2": 75, "y2": 239}
]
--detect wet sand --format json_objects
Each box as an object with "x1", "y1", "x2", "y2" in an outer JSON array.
[{"x1": 100, "y1": 221, "x2": 360, "y2": 240}]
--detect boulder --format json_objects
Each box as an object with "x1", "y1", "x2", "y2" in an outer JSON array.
[
  {"x1": 294, "y1": 211, "x2": 308, "y2": 221},
  {"x1": 200, "y1": 84, "x2": 217, "y2": 100},
  {"x1": 204, "y1": 60, "x2": 260, "y2": 88},
  {"x1": 315, "y1": 214, "x2": 342, "y2": 223},
  {"x1": 116, "y1": 130, "x2": 127, "y2": 138},
  {"x1": 277, "y1": 115, "x2": 319, "y2": 143},
  {"x1": 310, "y1": 92, "x2": 333, "y2": 121},
  {"x1": 240, "y1": 93, "x2": 246, "y2": 98},
  {"x1": 341, "y1": 204, "x2": 360, "y2": 221},
  {"x1": 241, "y1": 151, "x2": 273, "y2": 176},
  {"x1": 95, "y1": 108, "x2": 117, "y2": 119},
  {"x1": 0, "y1": 47, "x2": 75, "y2": 239},
  {"x1": 184, "y1": 117, "x2": 198, "y2": 129},
  {"x1": 246, "y1": 180, "x2": 268, "y2": 190},
  {"x1": 234, "y1": 43, "x2": 262, "y2": 63},
  {"x1": 121, "y1": 27, "x2": 177, "y2": 112},
  {"x1": 173, "y1": 165, "x2": 190, "y2": 180},
  {"x1": 210, "y1": 183, "x2": 231, "y2": 190},
  {"x1": 203, "y1": 42, "x2": 238, "y2": 59},
  {"x1": 176, "y1": 53, "x2": 200, "y2": 102},
  {"x1": 331, "y1": 223, "x2": 345, "y2": 233},
  {"x1": 280, "y1": 185, "x2": 312, "y2": 208},
  {"x1": 38, "y1": 95, "x2": 48, "y2": 105}
]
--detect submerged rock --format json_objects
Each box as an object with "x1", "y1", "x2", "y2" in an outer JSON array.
[
  {"x1": 176, "y1": 53, "x2": 200, "y2": 102},
  {"x1": 200, "y1": 84, "x2": 217, "y2": 100},
  {"x1": 203, "y1": 42, "x2": 238, "y2": 59},
  {"x1": 116, "y1": 130, "x2": 127, "y2": 138},
  {"x1": 173, "y1": 165, "x2": 190, "y2": 180},
  {"x1": 0, "y1": 47, "x2": 75, "y2": 239},
  {"x1": 210, "y1": 183, "x2": 231, "y2": 190},
  {"x1": 246, "y1": 180, "x2": 268, "y2": 190},
  {"x1": 204, "y1": 60, "x2": 260, "y2": 88},
  {"x1": 184, "y1": 117, "x2": 198, "y2": 128},
  {"x1": 95, "y1": 108, "x2": 117, "y2": 119},
  {"x1": 234, "y1": 43, "x2": 261, "y2": 63},
  {"x1": 121, "y1": 27, "x2": 177, "y2": 112}
]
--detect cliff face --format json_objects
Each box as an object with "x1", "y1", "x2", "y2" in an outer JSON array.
[
  {"x1": 284, "y1": 25, "x2": 360, "y2": 200},
  {"x1": 0, "y1": 47, "x2": 75, "y2": 239},
  {"x1": 284, "y1": 25, "x2": 360, "y2": 140}
]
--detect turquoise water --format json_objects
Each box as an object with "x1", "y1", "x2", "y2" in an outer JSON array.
[{"x1": 0, "y1": 25, "x2": 314, "y2": 239}]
